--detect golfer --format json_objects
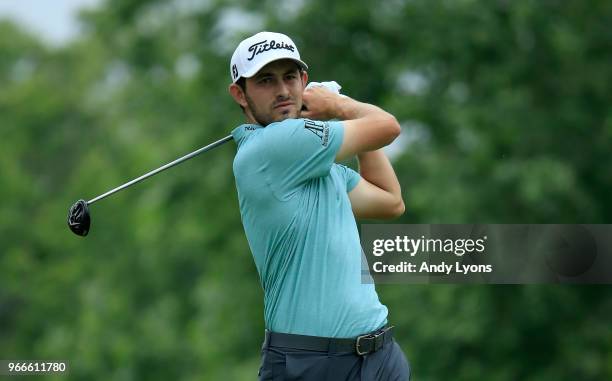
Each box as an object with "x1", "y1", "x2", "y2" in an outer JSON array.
[{"x1": 228, "y1": 31, "x2": 410, "y2": 380}]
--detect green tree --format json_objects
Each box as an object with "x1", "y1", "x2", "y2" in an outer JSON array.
[{"x1": 1, "y1": 1, "x2": 611, "y2": 380}]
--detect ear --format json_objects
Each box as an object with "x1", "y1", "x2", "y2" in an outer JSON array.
[
  {"x1": 229, "y1": 83, "x2": 248, "y2": 108},
  {"x1": 301, "y1": 71, "x2": 309, "y2": 89}
]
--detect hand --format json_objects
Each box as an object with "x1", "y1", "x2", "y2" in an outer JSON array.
[{"x1": 301, "y1": 85, "x2": 343, "y2": 121}]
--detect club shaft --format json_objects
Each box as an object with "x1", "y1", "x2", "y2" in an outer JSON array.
[{"x1": 87, "y1": 135, "x2": 233, "y2": 205}]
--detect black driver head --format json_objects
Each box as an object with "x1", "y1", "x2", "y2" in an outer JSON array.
[{"x1": 67, "y1": 199, "x2": 90, "y2": 236}]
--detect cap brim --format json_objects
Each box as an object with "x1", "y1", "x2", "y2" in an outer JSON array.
[{"x1": 241, "y1": 58, "x2": 308, "y2": 80}]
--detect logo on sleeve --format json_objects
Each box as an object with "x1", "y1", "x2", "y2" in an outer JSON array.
[{"x1": 304, "y1": 119, "x2": 330, "y2": 147}]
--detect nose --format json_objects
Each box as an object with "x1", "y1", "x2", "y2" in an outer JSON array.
[{"x1": 276, "y1": 80, "x2": 290, "y2": 99}]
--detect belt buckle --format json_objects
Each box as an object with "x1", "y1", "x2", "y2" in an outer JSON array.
[
  {"x1": 355, "y1": 333, "x2": 371, "y2": 356},
  {"x1": 355, "y1": 326, "x2": 392, "y2": 356}
]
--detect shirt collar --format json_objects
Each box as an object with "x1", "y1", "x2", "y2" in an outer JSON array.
[{"x1": 231, "y1": 123, "x2": 264, "y2": 144}]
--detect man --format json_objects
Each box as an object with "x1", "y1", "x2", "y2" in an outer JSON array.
[{"x1": 228, "y1": 31, "x2": 410, "y2": 380}]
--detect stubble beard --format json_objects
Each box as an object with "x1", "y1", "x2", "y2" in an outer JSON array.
[{"x1": 245, "y1": 93, "x2": 300, "y2": 126}]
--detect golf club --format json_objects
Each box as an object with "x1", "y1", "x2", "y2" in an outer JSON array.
[{"x1": 67, "y1": 134, "x2": 233, "y2": 237}]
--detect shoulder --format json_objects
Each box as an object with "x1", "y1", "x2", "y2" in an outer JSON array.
[
  {"x1": 264, "y1": 118, "x2": 343, "y2": 146},
  {"x1": 262, "y1": 118, "x2": 305, "y2": 136},
  {"x1": 232, "y1": 126, "x2": 265, "y2": 171},
  {"x1": 256, "y1": 119, "x2": 311, "y2": 148}
]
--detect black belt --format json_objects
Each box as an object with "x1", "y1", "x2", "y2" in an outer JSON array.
[{"x1": 263, "y1": 325, "x2": 394, "y2": 356}]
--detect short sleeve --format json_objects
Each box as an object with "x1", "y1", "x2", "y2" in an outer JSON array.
[
  {"x1": 334, "y1": 163, "x2": 362, "y2": 192},
  {"x1": 262, "y1": 119, "x2": 344, "y2": 192}
]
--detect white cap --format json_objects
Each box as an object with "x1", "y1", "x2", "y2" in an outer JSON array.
[{"x1": 230, "y1": 31, "x2": 308, "y2": 83}]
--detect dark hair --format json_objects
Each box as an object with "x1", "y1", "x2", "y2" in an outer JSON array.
[
  {"x1": 236, "y1": 77, "x2": 246, "y2": 112},
  {"x1": 236, "y1": 77, "x2": 246, "y2": 91}
]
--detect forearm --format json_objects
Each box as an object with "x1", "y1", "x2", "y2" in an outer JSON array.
[
  {"x1": 334, "y1": 97, "x2": 400, "y2": 160},
  {"x1": 357, "y1": 149, "x2": 402, "y2": 200},
  {"x1": 336, "y1": 97, "x2": 389, "y2": 120}
]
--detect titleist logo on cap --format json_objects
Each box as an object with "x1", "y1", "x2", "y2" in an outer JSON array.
[{"x1": 247, "y1": 40, "x2": 295, "y2": 61}]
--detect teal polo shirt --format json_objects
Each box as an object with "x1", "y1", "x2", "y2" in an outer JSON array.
[{"x1": 231, "y1": 118, "x2": 388, "y2": 338}]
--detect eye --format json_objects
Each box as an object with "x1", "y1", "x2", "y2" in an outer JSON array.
[{"x1": 258, "y1": 77, "x2": 272, "y2": 84}]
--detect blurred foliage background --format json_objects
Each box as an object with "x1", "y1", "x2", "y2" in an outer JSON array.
[{"x1": 1, "y1": 0, "x2": 611, "y2": 380}]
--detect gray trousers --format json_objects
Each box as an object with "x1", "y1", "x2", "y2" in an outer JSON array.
[{"x1": 258, "y1": 337, "x2": 411, "y2": 380}]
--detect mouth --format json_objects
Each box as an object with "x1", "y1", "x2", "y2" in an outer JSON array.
[{"x1": 274, "y1": 102, "x2": 294, "y2": 110}]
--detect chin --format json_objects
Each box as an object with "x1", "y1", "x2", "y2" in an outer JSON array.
[
  {"x1": 272, "y1": 112, "x2": 298, "y2": 123},
  {"x1": 286, "y1": 109, "x2": 302, "y2": 118}
]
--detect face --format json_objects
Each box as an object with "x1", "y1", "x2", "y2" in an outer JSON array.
[{"x1": 230, "y1": 59, "x2": 308, "y2": 126}]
